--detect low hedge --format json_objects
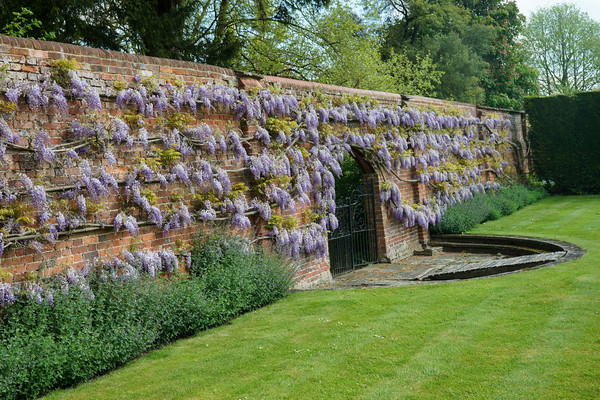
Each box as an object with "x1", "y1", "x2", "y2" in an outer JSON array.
[
  {"x1": 0, "y1": 234, "x2": 293, "y2": 400},
  {"x1": 430, "y1": 184, "x2": 547, "y2": 234}
]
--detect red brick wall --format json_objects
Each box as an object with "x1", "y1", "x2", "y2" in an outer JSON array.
[{"x1": 0, "y1": 35, "x2": 527, "y2": 288}]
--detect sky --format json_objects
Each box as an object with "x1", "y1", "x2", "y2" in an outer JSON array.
[{"x1": 516, "y1": 0, "x2": 600, "y2": 22}]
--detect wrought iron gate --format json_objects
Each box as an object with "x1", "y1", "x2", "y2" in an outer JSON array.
[{"x1": 328, "y1": 177, "x2": 379, "y2": 276}]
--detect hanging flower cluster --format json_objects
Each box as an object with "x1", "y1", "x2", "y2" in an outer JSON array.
[{"x1": 0, "y1": 60, "x2": 512, "y2": 265}]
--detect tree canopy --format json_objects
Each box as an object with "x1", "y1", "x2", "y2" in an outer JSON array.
[
  {"x1": 0, "y1": 0, "x2": 540, "y2": 108},
  {"x1": 379, "y1": 0, "x2": 538, "y2": 108},
  {"x1": 234, "y1": 4, "x2": 442, "y2": 95},
  {"x1": 523, "y1": 3, "x2": 600, "y2": 95},
  {"x1": 0, "y1": 0, "x2": 332, "y2": 66}
]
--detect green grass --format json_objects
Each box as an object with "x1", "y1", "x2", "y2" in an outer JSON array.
[{"x1": 45, "y1": 196, "x2": 600, "y2": 400}]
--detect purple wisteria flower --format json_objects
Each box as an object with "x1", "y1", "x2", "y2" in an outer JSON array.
[
  {"x1": 5, "y1": 82, "x2": 23, "y2": 105},
  {"x1": 77, "y1": 194, "x2": 87, "y2": 218},
  {"x1": 198, "y1": 201, "x2": 217, "y2": 221},
  {"x1": 0, "y1": 117, "x2": 20, "y2": 144},
  {"x1": 24, "y1": 282, "x2": 44, "y2": 304},
  {"x1": 250, "y1": 198, "x2": 272, "y2": 220},
  {"x1": 32, "y1": 131, "x2": 55, "y2": 164},
  {"x1": 231, "y1": 212, "x2": 251, "y2": 229},
  {"x1": 228, "y1": 131, "x2": 248, "y2": 160},
  {"x1": 29, "y1": 185, "x2": 49, "y2": 212},
  {"x1": 254, "y1": 126, "x2": 271, "y2": 145},
  {"x1": 0, "y1": 282, "x2": 15, "y2": 307},
  {"x1": 49, "y1": 81, "x2": 68, "y2": 113},
  {"x1": 112, "y1": 118, "x2": 130, "y2": 144},
  {"x1": 116, "y1": 88, "x2": 145, "y2": 113},
  {"x1": 56, "y1": 211, "x2": 67, "y2": 231},
  {"x1": 65, "y1": 148, "x2": 79, "y2": 165},
  {"x1": 124, "y1": 215, "x2": 139, "y2": 236},
  {"x1": 171, "y1": 163, "x2": 191, "y2": 185},
  {"x1": 104, "y1": 150, "x2": 117, "y2": 165},
  {"x1": 25, "y1": 83, "x2": 48, "y2": 111},
  {"x1": 113, "y1": 213, "x2": 124, "y2": 232},
  {"x1": 158, "y1": 249, "x2": 178, "y2": 274},
  {"x1": 138, "y1": 127, "x2": 149, "y2": 148},
  {"x1": 68, "y1": 70, "x2": 101, "y2": 110}
]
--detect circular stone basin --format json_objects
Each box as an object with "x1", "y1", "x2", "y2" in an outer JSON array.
[{"x1": 328, "y1": 234, "x2": 585, "y2": 289}]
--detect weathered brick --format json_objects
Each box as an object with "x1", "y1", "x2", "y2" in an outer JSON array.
[{"x1": 0, "y1": 34, "x2": 525, "y2": 287}]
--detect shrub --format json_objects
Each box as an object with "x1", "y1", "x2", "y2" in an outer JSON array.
[
  {"x1": 0, "y1": 276, "x2": 215, "y2": 400},
  {"x1": 430, "y1": 184, "x2": 547, "y2": 234},
  {"x1": 0, "y1": 236, "x2": 292, "y2": 400},
  {"x1": 190, "y1": 231, "x2": 293, "y2": 317}
]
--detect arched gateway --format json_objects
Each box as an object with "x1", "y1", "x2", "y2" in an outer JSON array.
[{"x1": 328, "y1": 153, "x2": 380, "y2": 276}]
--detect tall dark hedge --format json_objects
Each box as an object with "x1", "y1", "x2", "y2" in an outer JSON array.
[{"x1": 525, "y1": 92, "x2": 600, "y2": 194}]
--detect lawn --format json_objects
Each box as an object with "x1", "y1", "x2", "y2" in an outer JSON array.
[{"x1": 45, "y1": 196, "x2": 600, "y2": 400}]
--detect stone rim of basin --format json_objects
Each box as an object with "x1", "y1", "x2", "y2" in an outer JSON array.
[{"x1": 326, "y1": 235, "x2": 585, "y2": 289}]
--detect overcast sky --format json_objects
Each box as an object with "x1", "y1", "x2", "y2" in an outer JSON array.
[{"x1": 516, "y1": 0, "x2": 600, "y2": 22}]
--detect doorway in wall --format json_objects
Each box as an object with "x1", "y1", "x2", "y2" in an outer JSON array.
[{"x1": 328, "y1": 154, "x2": 379, "y2": 276}]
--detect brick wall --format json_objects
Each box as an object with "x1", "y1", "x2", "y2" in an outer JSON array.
[{"x1": 0, "y1": 35, "x2": 527, "y2": 288}]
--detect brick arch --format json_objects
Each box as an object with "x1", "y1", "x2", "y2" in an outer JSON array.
[
  {"x1": 326, "y1": 151, "x2": 381, "y2": 275},
  {"x1": 349, "y1": 151, "x2": 428, "y2": 265},
  {"x1": 0, "y1": 34, "x2": 526, "y2": 289}
]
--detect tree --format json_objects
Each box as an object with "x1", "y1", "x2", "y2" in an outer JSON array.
[
  {"x1": 378, "y1": 0, "x2": 537, "y2": 107},
  {"x1": 478, "y1": 1, "x2": 538, "y2": 109},
  {"x1": 0, "y1": 0, "x2": 331, "y2": 67},
  {"x1": 1, "y1": 7, "x2": 55, "y2": 39},
  {"x1": 0, "y1": 1, "x2": 119, "y2": 50},
  {"x1": 379, "y1": 0, "x2": 489, "y2": 103},
  {"x1": 235, "y1": 4, "x2": 442, "y2": 96},
  {"x1": 524, "y1": 3, "x2": 600, "y2": 95},
  {"x1": 420, "y1": 30, "x2": 490, "y2": 103}
]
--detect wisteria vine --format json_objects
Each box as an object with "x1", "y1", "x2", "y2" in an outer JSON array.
[
  {"x1": 0, "y1": 60, "x2": 512, "y2": 271},
  {"x1": 0, "y1": 247, "x2": 184, "y2": 307}
]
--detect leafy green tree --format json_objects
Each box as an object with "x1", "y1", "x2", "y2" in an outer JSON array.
[
  {"x1": 236, "y1": 3, "x2": 442, "y2": 96},
  {"x1": 378, "y1": 0, "x2": 537, "y2": 107},
  {"x1": 478, "y1": 1, "x2": 538, "y2": 109},
  {"x1": 380, "y1": 0, "x2": 491, "y2": 103},
  {"x1": 523, "y1": 3, "x2": 600, "y2": 95},
  {"x1": 419, "y1": 30, "x2": 490, "y2": 103},
  {"x1": 377, "y1": 0, "x2": 471, "y2": 45},
  {"x1": 1, "y1": 7, "x2": 55, "y2": 39},
  {"x1": 309, "y1": 5, "x2": 442, "y2": 94},
  {"x1": 381, "y1": 50, "x2": 443, "y2": 96},
  {"x1": 0, "y1": 1, "x2": 117, "y2": 48},
  {"x1": 0, "y1": 0, "x2": 330, "y2": 67}
]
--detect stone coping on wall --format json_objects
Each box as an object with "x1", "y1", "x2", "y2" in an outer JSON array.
[
  {"x1": 262, "y1": 75, "x2": 490, "y2": 112},
  {"x1": 0, "y1": 34, "x2": 527, "y2": 288},
  {"x1": 0, "y1": 34, "x2": 234, "y2": 77},
  {"x1": 0, "y1": 33, "x2": 526, "y2": 117},
  {"x1": 476, "y1": 104, "x2": 526, "y2": 114}
]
